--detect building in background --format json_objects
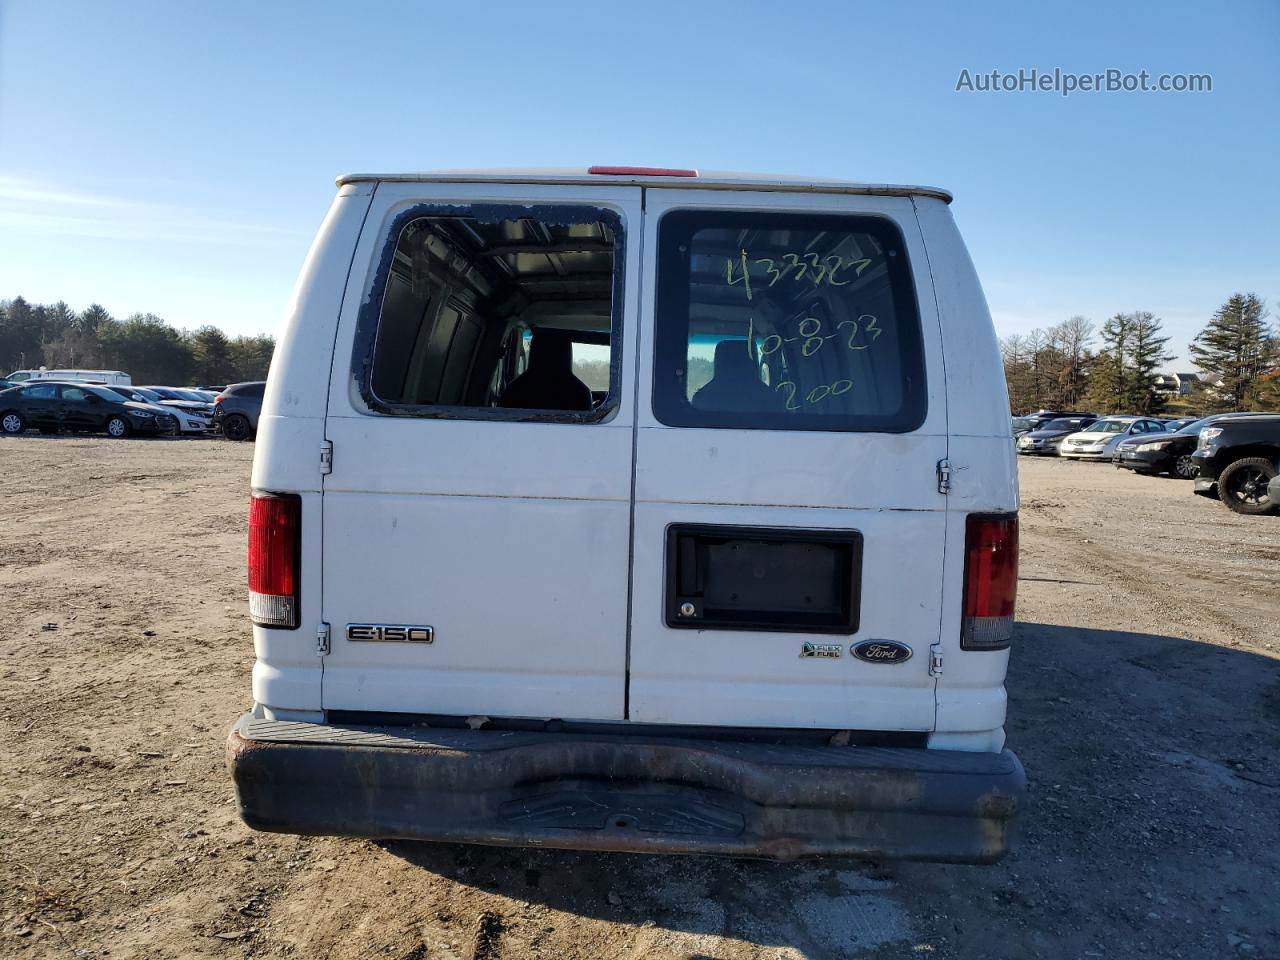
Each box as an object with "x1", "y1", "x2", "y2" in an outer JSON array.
[{"x1": 1153, "y1": 372, "x2": 1202, "y2": 396}]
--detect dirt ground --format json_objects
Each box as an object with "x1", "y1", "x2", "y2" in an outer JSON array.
[{"x1": 2, "y1": 436, "x2": 1278, "y2": 960}]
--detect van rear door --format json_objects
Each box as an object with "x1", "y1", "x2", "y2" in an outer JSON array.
[
  {"x1": 320, "y1": 182, "x2": 642, "y2": 721},
  {"x1": 627, "y1": 190, "x2": 947, "y2": 730}
]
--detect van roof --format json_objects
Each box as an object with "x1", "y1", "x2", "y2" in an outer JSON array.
[{"x1": 335, "y1": 168, "x2": 953, "y2": 204}]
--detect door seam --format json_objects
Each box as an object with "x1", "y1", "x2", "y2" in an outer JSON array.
[
  {"x1": 622, "y1": 187, "x2": 647, "y2": 720},
  {"x1": 319, "y1": 183, "x2": 379, "y2": 710},
  {"x1": 910, "y1": 196, "x2": 949, "y2": 734}
]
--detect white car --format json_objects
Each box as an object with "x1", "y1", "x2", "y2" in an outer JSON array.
[
  {"x1": 1057, "y1": 416, "x2": 1168, "y2": 460},
  {"x1": 108, "y1": 386, "x2": 211, "y2": 434},
  {"x1": 226, "y1": 167, "x2": 1024, "y2": 863}
]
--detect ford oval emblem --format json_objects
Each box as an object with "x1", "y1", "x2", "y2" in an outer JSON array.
[{"x1": 851, "y1": 640, "x2": 913, "y2": 664}]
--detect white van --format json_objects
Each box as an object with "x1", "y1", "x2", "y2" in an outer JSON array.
[
  {"x1": 6, "y1": 367, "x2": 132, "y2": 386},
  {"x1": 228, "y1": 167, "x2": 1024, "y2": 862}
]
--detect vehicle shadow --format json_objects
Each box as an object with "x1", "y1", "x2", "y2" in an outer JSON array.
[{"x1": 378, "y1": 621, "x2": 1280, "y2": 958}]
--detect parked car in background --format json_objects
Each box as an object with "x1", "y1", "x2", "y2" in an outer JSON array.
[
  {"x1": 4, "y1": 368, "x2": 132, "y2": 386},
  {"x1": 1012, "y1": 416, "x2": 1034, "y2": 437},
  {"x1": 1191, "y1": 415, "x2": 1280, "y2": 515},
  {"x1": 1016, "y1": 416, "x2": 1097, "y2": 456},
  {"x1": 106, "y1": 385, "x2": 211, "y2": 434},
  {"x1": 140, "y1": 386, "x2": 216, "y2": 416},
  {"x1": 1021, "y1": 409, "x2": 1098, "y2": 432},
  {"x1": 0, "y1": 381, "x2": 176, "y2": 437},
  {"x1": 170, "y1": 387, "x2": 217, "y2": 402},
  {"x1": 1113, "y1": 413, "x2": 1273, "y2": 479},
  {"x1": 211, "y1": 381, "x2": 265, "y2": 441},
  {"x1": 1058, "y1": 417, "x2": 1168, "y2": 460}
]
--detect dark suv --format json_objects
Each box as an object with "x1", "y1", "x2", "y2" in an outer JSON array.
[
  {"x1": 0, "y1": 381, "x2": 177, "y2": 438},
  {"x1": 1190, "y1": 415, "x2": 1280, "y2": 515},
  {"x1": 212, "y1": 381, "x2": 265, "y2": 441},
  {"x1": 1114, "y1": 412, "x2": 1273, "y2": 479}
]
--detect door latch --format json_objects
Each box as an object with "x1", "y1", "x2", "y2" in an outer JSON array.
[{"x1": 936, "y1": 458, "x2": 953, "y2": 495}]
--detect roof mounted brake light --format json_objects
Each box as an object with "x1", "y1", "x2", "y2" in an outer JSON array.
[{"x1": 588, "y1": 166, "x2": 698, "y2": 177}]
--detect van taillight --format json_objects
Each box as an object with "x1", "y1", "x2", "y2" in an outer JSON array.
[
  {"x1": 248, "y1": 493, "x2": 300, "y2": 629},
  {"x1": 961, "y1": 513, "x2": 1018, "y2": 650}
]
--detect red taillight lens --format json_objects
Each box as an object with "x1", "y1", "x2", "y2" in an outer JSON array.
[
  {"x1": 248, "y1": 493, "x2": 300, "y2": 628},
  {"x1": 214, "y1": 395, "x2": 224, "y2": 405},
  {"x1": 961, "y1": 513, "x2": 1018, "y2": 650}
]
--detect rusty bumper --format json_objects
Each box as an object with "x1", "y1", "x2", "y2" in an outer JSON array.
[{"x1": 227, "y1": 714, "x2": 1025, "y2": 863}]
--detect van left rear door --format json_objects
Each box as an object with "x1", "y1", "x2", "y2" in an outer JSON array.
[{"x1": 320, "y1": 181, "x2": 643, "y2": 722}]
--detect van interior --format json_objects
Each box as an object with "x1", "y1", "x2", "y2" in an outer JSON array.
[{"x1": 369, "y1": 213, "x2": 617, "y2": 412}]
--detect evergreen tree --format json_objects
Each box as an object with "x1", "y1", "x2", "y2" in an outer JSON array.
[
  {"x1": 1129, "y1": 312, "x2": 1173, "y2": 413},
  {"x1": 1086, "y1": 313, "x2": 1134, "y2": 413},
  {"x1": 1189, "y1": 293, "x2": 1276, "y2": 410},
  {"x1": 190, "y1": 325, "x2": 234, "y2": 384},
  {"x1": 226, "y1": 334, "x2": 276, "y2": 381},
  {"x1": 1, "y1": 296, "x2": 275, "y2": 383},
  {"x1": 100, "y1": 314, "x2": 194, "y2": 385},
  {"x1": 0, "y1": 297, "x2": 43, "y2": 370},
  {"x1": 78, "y1": 303, "x2": 113, "y2": 336},
  {"x1": 43, "y1": 301, "x2": 76, "y2": 341}
]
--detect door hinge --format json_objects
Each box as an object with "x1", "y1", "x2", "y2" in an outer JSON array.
[
  {"x1": 316, "y1": 622, "x2": 331, "y2": 656},
  {"x1": 320, "y1": 440, "x2": 333, "y2": 475},
  {"x1": 929, "y1": 643, "x2": 944, "y2": 676},
  {"x1": 936, "y1": 458, "x2": 953, "y2": 495}
]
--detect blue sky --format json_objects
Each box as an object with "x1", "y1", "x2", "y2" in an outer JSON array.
[{"x1": 0, "y1": 0, "x2": 1276, "y2": 368}]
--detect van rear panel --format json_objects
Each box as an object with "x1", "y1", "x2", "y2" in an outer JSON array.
[
  {"x1": 234, "y1": 170, "x2": 1024, "y2": 861},
  {"x1": 305, "y1": 182, "x2": 957, "y2": 733},
  {"x1": 247, "y1": 176, "x2": 1016, "y2": 742}
]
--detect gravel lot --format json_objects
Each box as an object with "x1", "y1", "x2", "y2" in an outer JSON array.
[{"x1": 1, "y1": 437, "x2": 1278, "y2": 959}]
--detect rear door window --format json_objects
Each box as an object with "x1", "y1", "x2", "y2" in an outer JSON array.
[
  {"x1": 356, "y1": 207, "x2": 621, "y2": 421},
  {"x1": 652, "y1": 210, "x2": 926, "y2": 432}
]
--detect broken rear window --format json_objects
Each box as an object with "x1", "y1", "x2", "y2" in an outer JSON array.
[{"x1": 360, "y1": 206, "x2": 622, "y2": 420}]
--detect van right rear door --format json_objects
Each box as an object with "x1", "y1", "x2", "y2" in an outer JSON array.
[{"x1": 626, "y1": 189, "x2": 949, "y2": 731}]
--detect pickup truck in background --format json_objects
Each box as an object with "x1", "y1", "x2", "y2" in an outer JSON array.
[{"x1": 1191, "y1": 415, "x2": 1280, "y2": 515}]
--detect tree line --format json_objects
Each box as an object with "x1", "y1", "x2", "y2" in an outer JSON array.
[
  {"x1": 0, "y1": 296, "x2": 275, "y2": 387},
  {"x1": 1002, "y1": 293, "x2": 1279, "y2": 415}
]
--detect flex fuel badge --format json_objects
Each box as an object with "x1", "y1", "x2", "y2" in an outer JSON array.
[{"x1": 800, "y1": 642, "x2": 843, "y2": 659}]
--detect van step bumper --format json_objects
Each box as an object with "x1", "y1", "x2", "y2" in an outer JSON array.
[{"x1": 227, "y1": 714, "x2": 1025, "y2": 863}]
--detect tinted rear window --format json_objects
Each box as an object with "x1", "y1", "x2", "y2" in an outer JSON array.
[{"x1": 653, "y1": 210, "x2": 925, "y2": 432}]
